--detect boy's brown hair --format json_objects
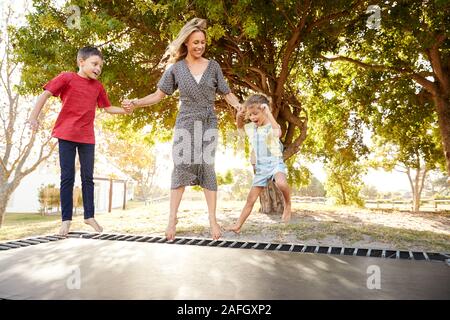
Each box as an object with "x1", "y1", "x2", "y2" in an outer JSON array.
[{"x1": 77, "y1": 46, "x2": 103, "y2": 65}]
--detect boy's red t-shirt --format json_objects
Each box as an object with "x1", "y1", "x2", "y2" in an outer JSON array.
[{"x1": 44, "y1": 72, "x2": 111, "y2": 144}]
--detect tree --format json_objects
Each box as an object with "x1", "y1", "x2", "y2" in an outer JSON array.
[
  {"x1": 200, "y1": 0, "x2": 368, "y2": 212},
  {"x1": 427, "y1": 171, "x2": 450, "y2": 196},
  {"x1": 296, "y1": 176, "x2": 326, "y2": 197},
  {"x1": 298, "y1": 0, "x2": 447, "y2": 209},
  {"x1": 371, "y1": 137, "x2": 443, "y2": 212},
  {"x1": 320, "y1": 0, "x2": 450, "y2": 178},
  {"x1": 11, "y1": 0, "x2": 371, "y2": 214},
  {"x1": 217, "y1": 170, "x2": 233, "y2": 186},
  {"x1": 0, "y1": 5, "x2": 56, "y2": 227},
  {"x1": 360, "y1": 184, "x2": 379, "y2": 199},
  {"x1": 356, "y1": 58, "x2": 445, "y2": 213},
  {"x1": 98, "y1": 121, "x2": 158, "y2": 202},
  {"x1": 229, "y1": 168, "x2": 253, "y2": 201},
  {"x1": 324, "y1": 152, "x2": 366, "y2": 206},
  {"x1": 37, "y1": 183, "x2": 60, "y2": 215},
  {"x1": 298, "y1": 58, "x2": 370, "y2": 206}
]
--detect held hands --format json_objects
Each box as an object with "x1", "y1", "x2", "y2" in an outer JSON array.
[
  {"x1": 236, "y1": 105, "x2": 245, "y2": 120},
  {"x1": 122, "y1": 99, "x2": 137, "y2": 113}
]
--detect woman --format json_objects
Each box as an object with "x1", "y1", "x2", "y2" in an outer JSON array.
[{"x1": 123, "y1": 18, "x2": 241, "y2": 240}]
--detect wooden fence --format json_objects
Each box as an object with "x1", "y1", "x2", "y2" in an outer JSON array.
[{"x1": 291, "y1": 196, "x2": 450, "y2": 212}]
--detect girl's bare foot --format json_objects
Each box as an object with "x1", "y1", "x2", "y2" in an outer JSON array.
[
  {"x1": 59, "y1": 220, "x2": 71, "y2": 236},
  {"x1": 210, "y1": 222, "x2": 222, "y2": 240},
  {"x1": 227, "y1": 224, "x2": 242, "y2": 234},
  {"x1": 84, "y1": 218, "x2": 103, "y2": 233},
  {"x1": 281, "y1": 204, "x2": 292, "y2": 222},
  {"x1": 165, "y1": 219, "x2": 178, "y2": 241}
]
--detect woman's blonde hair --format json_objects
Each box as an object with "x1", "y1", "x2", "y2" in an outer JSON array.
[{"x1": 161, "y1": 18, "x2": 207, "y2": 65}]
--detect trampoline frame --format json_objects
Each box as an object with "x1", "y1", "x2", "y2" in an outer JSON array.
[{"x1": 1, "y1": 231, "x2": 449, "y2": 264}]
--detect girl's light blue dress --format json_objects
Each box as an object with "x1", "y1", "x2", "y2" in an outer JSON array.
[{"x1": 244, "y1": 122, "x2": 287, "y2": 187}]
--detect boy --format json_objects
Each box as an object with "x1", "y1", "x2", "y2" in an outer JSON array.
[{"x1": 28, "y1": 46, "x2": 130, "y2": 236}]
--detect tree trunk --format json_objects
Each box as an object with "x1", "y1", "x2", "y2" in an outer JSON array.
[
  {"x1": 406, "y1": 168, "x2": 415, "y2": 212},
  {"x1": 259, "y1": 180, "x2": 284, "y2": 215},
  {"x1": 412, "y1": 189, "x2": 420, "y2": 213},
  {"x1": 0, "y1": 199, "x2": 8, "y2": 228},
  {"x1": 434, "y1": 96, "x2": 450, "y2": 177},
  {"x1": 408, "y1": 166, "x2": 427, "y2": 213},
  {"x1": 0, "y1": 185, "x2": 12, "y2": 228},
  {"x1": 339, "y1": 180, "x2": 347, "y2": 205}
]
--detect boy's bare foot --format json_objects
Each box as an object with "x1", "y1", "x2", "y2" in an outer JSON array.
[
  {"x1": 165, "y1": 219, "x2": 178, "y2": 241},
  {"x1": 281, "y1": 204, "x2": 292, "y2": 222},
  {"x1": 227, "y1": 224, "x2": 242, "y2": 234},
  {"x1": 59, "y1": 220, "x2": 71, "y2": 236},
  {"x1": 84, "y1": 218, "x2": 103, "y2": 233},
  {"x1": 210, "y1": 222, "x2": 222, "y2": 240}
]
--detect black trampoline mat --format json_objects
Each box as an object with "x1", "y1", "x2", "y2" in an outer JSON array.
[{"x1": 0, "y1": 236, "x2": 449, "y2": 299}]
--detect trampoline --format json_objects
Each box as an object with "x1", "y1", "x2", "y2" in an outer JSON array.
[{"x1": 0, "y1": 232, "x2": 449, "y2": 300}]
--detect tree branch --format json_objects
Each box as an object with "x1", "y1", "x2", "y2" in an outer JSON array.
[
  {"x1": 425, "y1": 34, "x2": 449, "y2": 95},
  {"x1": 418, "y1": 167, "x2": 427, "y2": 197},
  {"x1": 97, "y1": 28, "x2": 131, "y2": 48},
  {"x1": 12, "y1": 140, "x2": 57, "y2": 192},
  {"x1": 275, "y1": 8, "x2": 308, "y2": 102},
  {"x1": 321, "y1": 54, "x2": 439, "y2": 95},
  {"x1": 280, "y1": 105, "x2": 305, "y2": 128},
  {"x1": 283, "y1": 117, "x2": 308, "y2": 160},
  {"x1": 248, "y1": 67, "x2": 273, "y2": 93},
  {"x1": 272, "y1": 0, "x2": 296, "y2": 30},
  {"x1": 305, "y1": 0, "x2": 365, "y2": 34}
]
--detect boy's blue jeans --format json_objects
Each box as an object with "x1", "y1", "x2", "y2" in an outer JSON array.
[{"x1": 58, "y1": 139, "x2": 95, "y2": 221}]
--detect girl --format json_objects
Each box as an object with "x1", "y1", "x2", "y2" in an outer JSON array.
[{"x1": 229, "y1": 94, "x2": 291, "y2": 233}]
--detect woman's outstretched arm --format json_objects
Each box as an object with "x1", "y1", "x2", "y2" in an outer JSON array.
[
  {"x1": 224, "y1": 92, "x2": 242, "y2": 111},
  {"x1": 123, "y1": 89, "x2": 167, "y2": 111}
]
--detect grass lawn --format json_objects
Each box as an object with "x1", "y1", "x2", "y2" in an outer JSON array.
[{"x1": 1, "y1": 200, "x2": 449, "y2": 253}]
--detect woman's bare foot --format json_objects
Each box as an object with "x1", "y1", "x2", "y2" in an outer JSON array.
[
  {"x1": 227, "y1": 223, "x2": 242, "y2": 234},
  {"x1": 210, "y1": 222, "x2": 222, "y2": 240},
  {"x1": 84, "y1": 218, "x2": 103, "y2": 233},
  {"x1": 165, "y1": 219, "x2": 178, "y2": 241},
  {"x1": 281, "y1": 203, "x2": 292, "y2": 222},
  {"x1": 59, "y1": 220, "x2": 71, "y2": 236}
]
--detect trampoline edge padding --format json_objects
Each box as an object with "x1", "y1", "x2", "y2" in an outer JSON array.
[{"x1": 1, "y1": 231, "x2": 449, "y2": 264}]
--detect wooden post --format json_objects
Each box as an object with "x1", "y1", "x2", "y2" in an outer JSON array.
[
  {"x1": 108, "y1": 177, "x2": 113, "y2": 213},
  {"x1": 122, "y1": 180, "x2": 127, "y2": 210}
]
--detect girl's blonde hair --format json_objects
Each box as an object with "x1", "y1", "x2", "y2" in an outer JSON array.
[
  {"x1": 161, "y1": 18, "x2": 207, "y2": 65},
  {"x1": 243, "y1": 93, "x2": 272, "y2": 120}
]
